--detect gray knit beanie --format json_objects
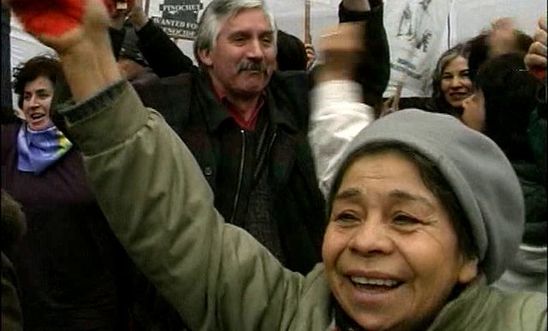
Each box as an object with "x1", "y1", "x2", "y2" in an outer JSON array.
[{"x1": 328, "y1": 109, "x2": 524, "y2": 284}]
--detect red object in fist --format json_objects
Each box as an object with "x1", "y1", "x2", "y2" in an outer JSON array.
[
  {"x1": 9, "y1": 0, "x2": 85, "y2": 37},
  {"x1": 530, "y1": 66, "x2": 547, "y2": 81},
  {"x1": 8, "y1": 0, "x2": 127, "y2": 37}
]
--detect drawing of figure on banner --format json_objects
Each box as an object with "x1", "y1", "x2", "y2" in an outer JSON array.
[
  {"x1": 396, "y1": 1, "x2": 434, "y2": 52},
  {"x1": 150, "y1": 0, "x2": 203, "y2": 40},
  {"x1": 385, "y1": 0, "x2": 452, "y2": 97}
]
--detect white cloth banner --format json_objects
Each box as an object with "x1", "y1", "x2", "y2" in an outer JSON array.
[
  {"x1": 8, "y1": 0, "x2": 547, "y2": 106},
  {"x1": 384, "y1": 0, "x2": 453, "y2": 98}
]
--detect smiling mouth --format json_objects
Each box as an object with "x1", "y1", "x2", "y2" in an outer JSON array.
[
  {"x1": 449, "y1": 92, "x2": 469, "y2": 98},
  {"x1": 349, "y1": 276, "x2": 403, "y2": 292},
  {"x1": 240, "y1": 69, "x2": 265, "y2": 74}
]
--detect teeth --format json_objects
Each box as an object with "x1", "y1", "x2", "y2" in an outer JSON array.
[{"x1": 351, "y1": 277, "x2": 399, "y2": 287}]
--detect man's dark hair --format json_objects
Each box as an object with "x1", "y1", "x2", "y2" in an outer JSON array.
[
  {"x1": 466, "y1": 29, "x2": 533, "y2": 81},
  {"x1": 276, "y1": 30, "x2": 307, "y2": 71}
]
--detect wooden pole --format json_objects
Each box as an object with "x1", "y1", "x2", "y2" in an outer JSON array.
[
  {"x1": 144, "y1": 0, "x2": 150, "y2": 16},
  {"x1": 304, "y1": 0, "x2": 311, "y2": 44}
]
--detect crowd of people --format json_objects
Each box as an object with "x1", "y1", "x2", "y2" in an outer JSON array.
[{"x1": 1, "y1": 0, "x2": 546, "y2": 330}]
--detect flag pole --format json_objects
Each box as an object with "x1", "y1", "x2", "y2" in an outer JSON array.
[
  {"x1": 304, "y1": 0, "x2": 312, "y2": 44},
  {"x1": 144, "y1": 0, "x2": 150, "y2": 16}
]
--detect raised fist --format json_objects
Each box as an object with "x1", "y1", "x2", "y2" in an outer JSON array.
[
  {"x1": 6, "y1": 0, "x2": 110, "y2": 36},
  {"x1": 5, "y1": 0, "x2": 115, "y2": 52},
  {"x1": 4, "y1": 0, "x2": 124, "y2": 101},
  {"x1": 525, "y1": 16, "x2": 547, "y2": 81}
]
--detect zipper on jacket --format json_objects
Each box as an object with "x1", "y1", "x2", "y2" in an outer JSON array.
[{"x1": 230, "y1": 129, "x2": 246, "y2": 223}]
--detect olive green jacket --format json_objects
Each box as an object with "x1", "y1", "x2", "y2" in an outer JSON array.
[{"x1": 61, "y1": 82, "x2": 547, "y2": 331}]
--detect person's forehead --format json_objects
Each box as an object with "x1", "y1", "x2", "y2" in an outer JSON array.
[
  {"x1": 25, "y1": 76, "x2": 53, "y2": 90},
  {"x1": 343, "y1": 152, "x2": 424, "y2": 188},
  {"x1": 337, "y1": 154, "x2": 439, "y2": 209},
  {"x1": 220, "y1": 8, "x2": 271, "y2": 32},
  {"x1": 444, "y1": 56, "x2": 468, "y2": 71}
]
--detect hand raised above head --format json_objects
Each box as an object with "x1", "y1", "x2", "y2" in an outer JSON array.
[
  {"x1": 5, "y1": 0, "x2": 113, "y2": 53},
  {"x1": 5, "y1": 0, "x2": 123, "y2": 102},
  {"x1": 524, "y1": 16, "x2": 547, "y2": 80},
  {"x1": 316, "y1": 22, "x2": 365, "y2": 82}
]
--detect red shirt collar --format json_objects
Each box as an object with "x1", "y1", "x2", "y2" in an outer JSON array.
[{"x1": 214, "y1": 90, "x2": 265, "y2": 131}]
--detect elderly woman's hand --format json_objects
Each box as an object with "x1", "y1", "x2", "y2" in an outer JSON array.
[
  {"x1": 5, "y1": 0, "x2": 113, "y2": 53},
  {"x1": 4, "y1": 0, "x2": 123, "y2": 101}
]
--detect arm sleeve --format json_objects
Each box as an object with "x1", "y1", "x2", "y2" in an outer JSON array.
[
  {"x1": 309, "y1": 80, "x2": 375, "y2": 196},
  {"x1": 136, "y1": 20, "x2": 195, "y2": 77},
  {"x1": 60, "y1": 82, "x2": 304, "y2": 331}
]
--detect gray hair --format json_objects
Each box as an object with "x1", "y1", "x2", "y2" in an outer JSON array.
[{"x1": 194, "y1": 0, "x2": 277, "y2": 66}]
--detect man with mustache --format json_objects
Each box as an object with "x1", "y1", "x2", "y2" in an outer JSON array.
[{"x1": 131, "y1": 0, "x2": 389, "y2": 275}]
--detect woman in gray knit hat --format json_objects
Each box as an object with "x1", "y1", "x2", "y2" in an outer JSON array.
[
  {"x1": 318, "y1": 108, "x2": 545, "y2": 330},
  {"x1": 56, "y1": 86, "x2": 546, "y2": 330}
]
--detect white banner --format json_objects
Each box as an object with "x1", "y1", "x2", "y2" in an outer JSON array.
[{"x1": 384, "y1": 0, "x2": 453, "y2": 98}]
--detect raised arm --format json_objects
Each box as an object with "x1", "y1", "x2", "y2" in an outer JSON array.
[
  {"x1": 525, "y1": 16, "x2": 547, "y2": 80},
  {"x1": 310, "y1": 22, "x2": 375, "y2": 196},
  {"x1": 127, "y1": 0, "x2": 195, "y2": 77},
  {"x1": 107, "y1": 0, "x2": 194, "y2": 77},
  {"x1": 309, "y1": 0, "x2": 385, "y2": 196}
]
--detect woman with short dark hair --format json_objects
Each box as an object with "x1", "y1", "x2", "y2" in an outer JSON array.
[{"x1": 1, "y1": 55, "x2": 134, "y2": 331}]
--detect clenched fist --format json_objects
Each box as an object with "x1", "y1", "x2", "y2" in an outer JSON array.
[
  {"x1": 4, "y1": 0, "x2": 124, "y2": 101},
  {"x1": 6, "y1": 0, "x2": 121, "y2": 36}
]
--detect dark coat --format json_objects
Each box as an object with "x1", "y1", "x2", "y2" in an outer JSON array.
[
  {"x1": 133, "y1": 69, "x2": 325, "y2": 274},
  {"x1": 130, "y1": 2, "x2": 390, "y2": 274}
]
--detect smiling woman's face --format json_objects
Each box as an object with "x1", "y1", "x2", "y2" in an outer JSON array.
[
  {"x1": 322, "y1": 151, "x2": 477, "y2": 331},
  {"x1": 22, "y1": 75, "x2": 54, "y2": 131},
  {"x1": 440, "y1": 56, "x2": 473, "y2": 109}
]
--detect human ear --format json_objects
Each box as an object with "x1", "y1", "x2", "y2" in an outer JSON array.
[
  {"x1": 458, "y1": 257, "x2": 478, "y2": 284},
  {"x1": 198, "y1": 49, "x2": 213, "y2": 66}
]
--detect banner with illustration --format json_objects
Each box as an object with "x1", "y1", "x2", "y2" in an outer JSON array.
[{"x1": 384, "y1": 0, "x2": 453, "y2": 97}]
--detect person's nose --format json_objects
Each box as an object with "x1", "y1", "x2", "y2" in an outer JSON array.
[
  {"x1": 347, "y1": 213, "x2": 394, "y2": 257},
  {"x1": 28, "y1": 94, "x2": 40, "y2": 108},
  {"x1": 449, "y1": 76, "x2": 464, "y2": 88},
  {"x1": 246, "y1": 38, "x2": 265, "y2": 60}
]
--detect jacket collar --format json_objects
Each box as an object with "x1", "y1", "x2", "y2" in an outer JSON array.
[{"x1": 196, "y1": 71, "x2": 299, "y2": 133}]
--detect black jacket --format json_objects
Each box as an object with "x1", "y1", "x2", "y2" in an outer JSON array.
[
  {"x1": 130, "y1": 1, "x2": 389, "y2": 274},
  {"x1": 134, "y1": 68, "x2": 325, "y2": 273}
]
